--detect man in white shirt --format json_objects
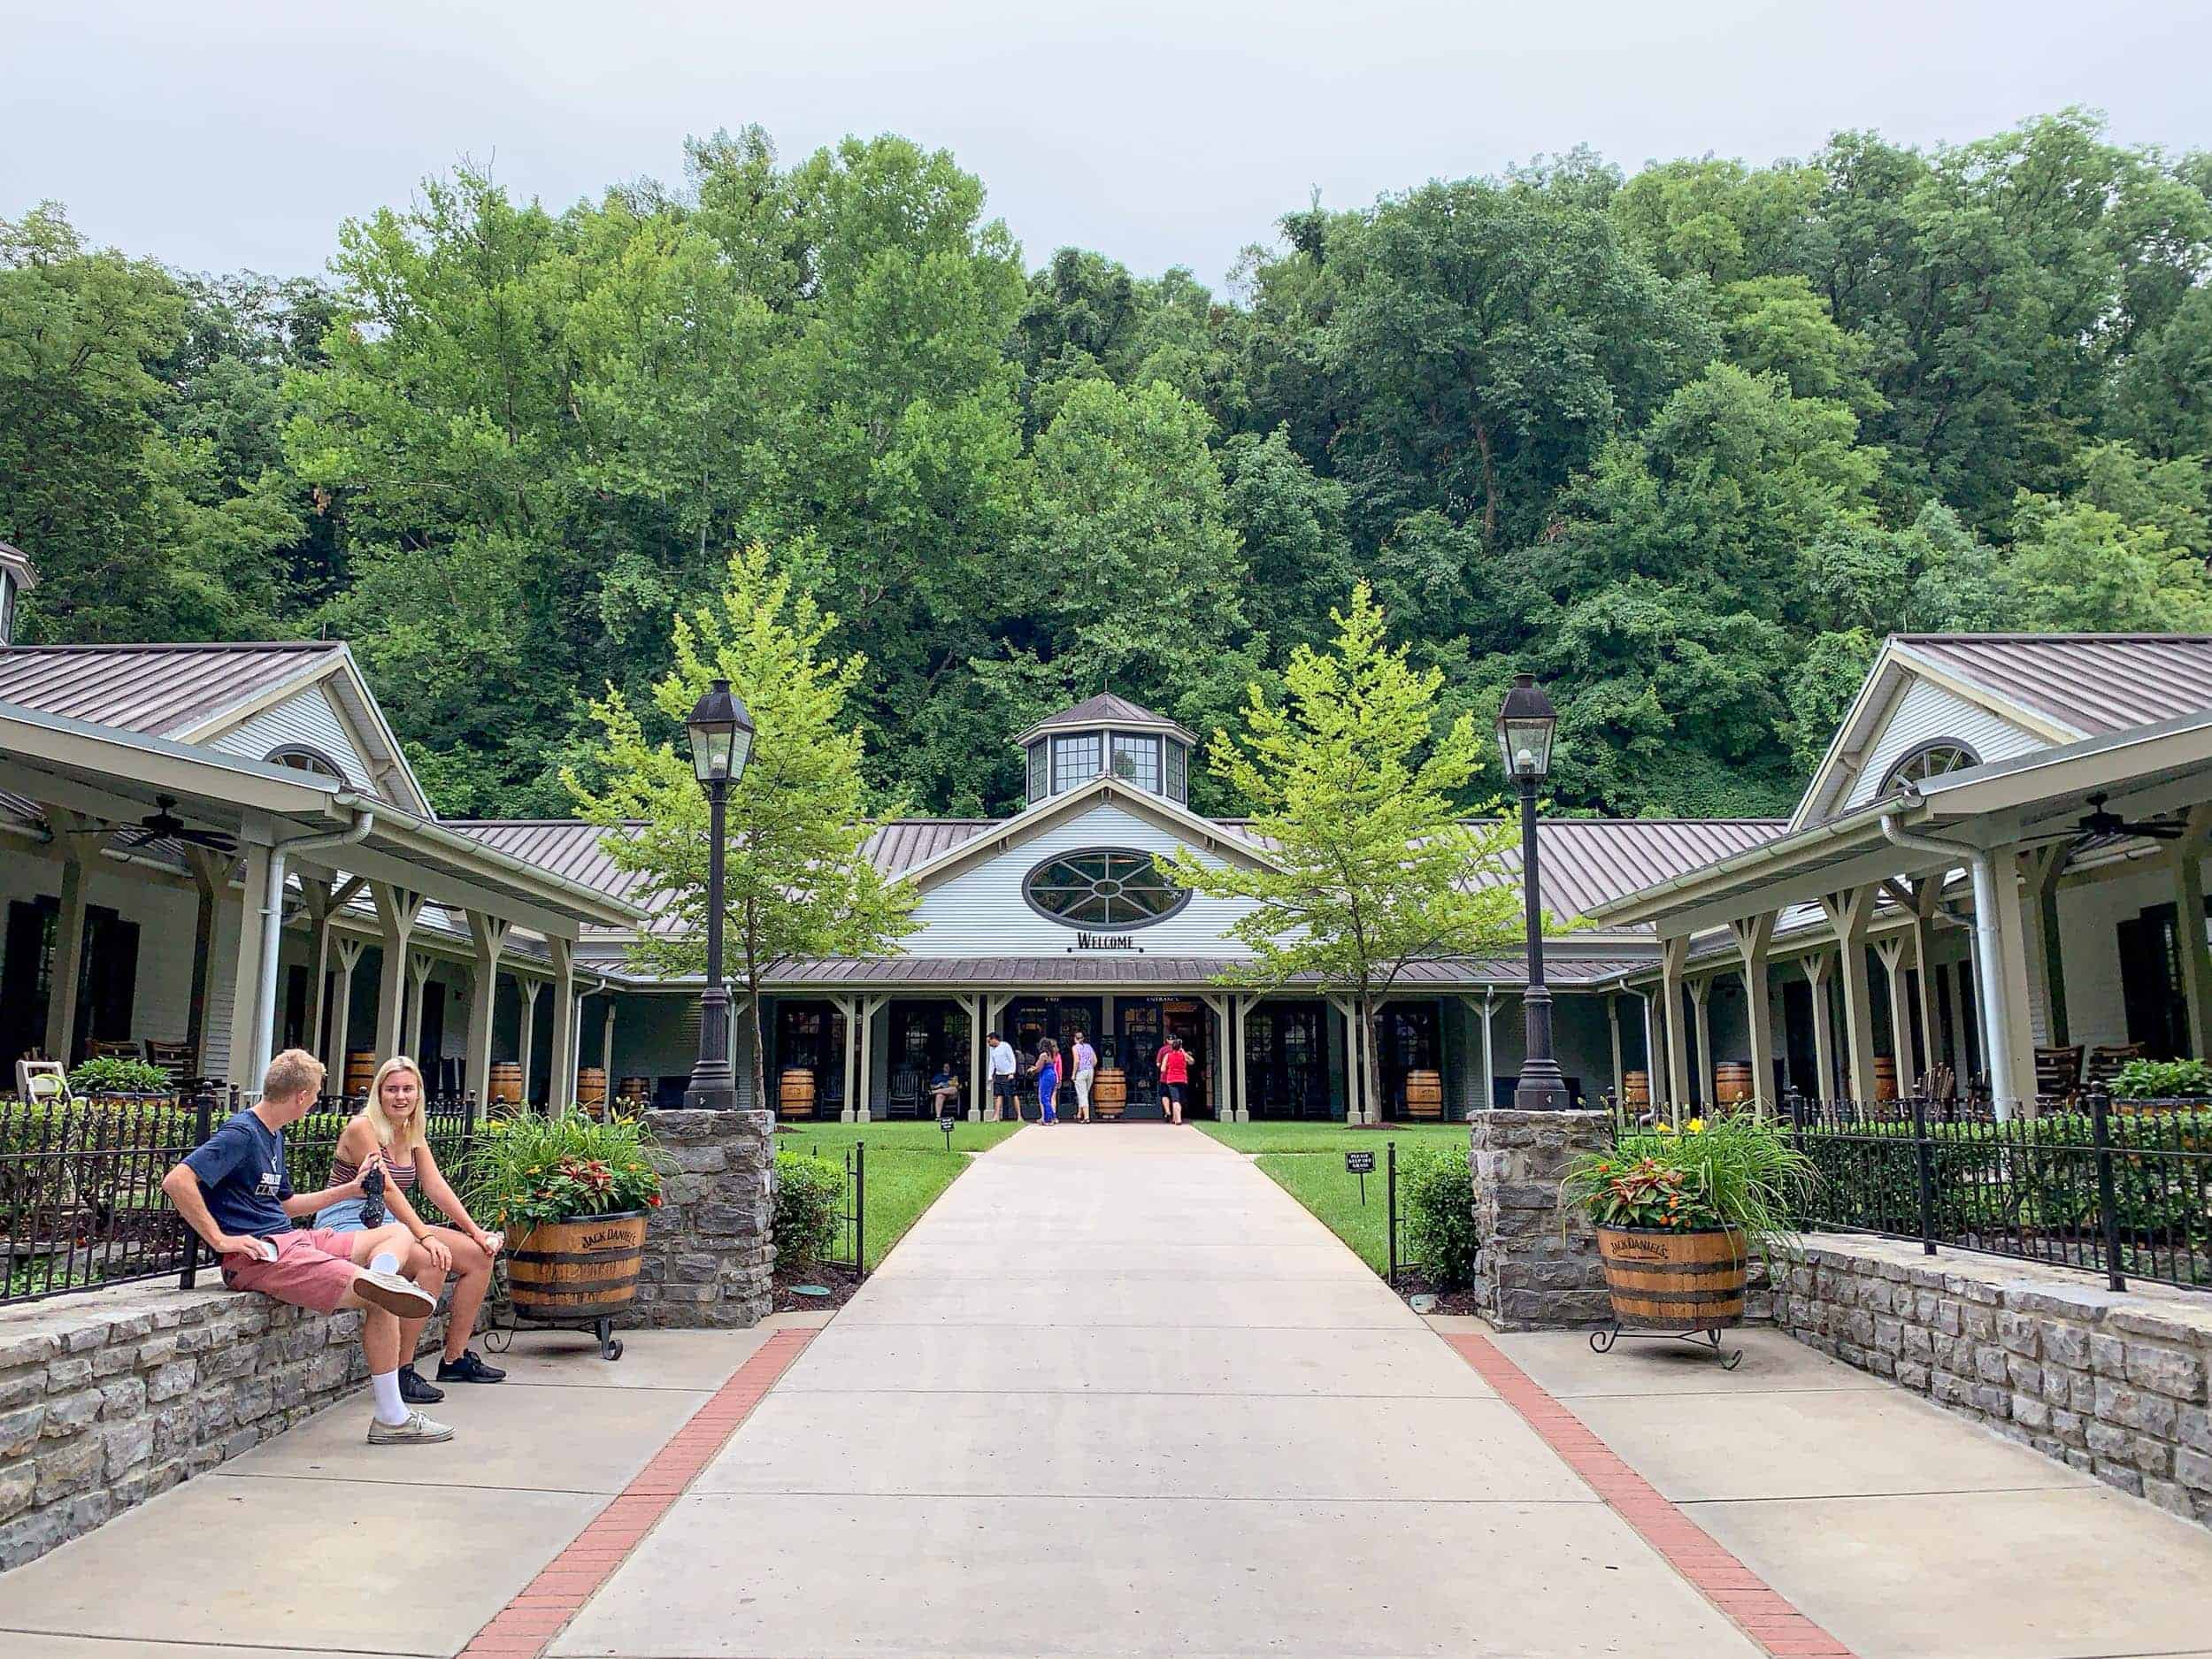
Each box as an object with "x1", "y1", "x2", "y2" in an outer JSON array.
[{"x1": 987, "y1": 1031, "x2": 1023, "y2": 1122}]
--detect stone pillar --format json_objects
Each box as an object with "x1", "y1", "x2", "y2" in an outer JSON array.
[
  {"x1": 1469, "y1": 1109, "x2": 1611, "y2": 1331},
  {"x1": 635, "y1": 1108, "x2": 775, "y2": 1328}
]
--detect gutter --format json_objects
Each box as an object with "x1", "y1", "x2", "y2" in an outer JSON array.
[{"x1": 1880, "y1": 811, "x2": 2019, "y2": 1119}]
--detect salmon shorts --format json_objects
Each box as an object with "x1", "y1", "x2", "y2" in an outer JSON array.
[{"x1": 222, "y1": 1227, "x2": 361, "y2": 1314}]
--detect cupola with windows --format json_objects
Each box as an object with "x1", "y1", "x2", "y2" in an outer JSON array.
[{"x1": 1015, "y1": 693, "x2": 1196, "y2": 806}]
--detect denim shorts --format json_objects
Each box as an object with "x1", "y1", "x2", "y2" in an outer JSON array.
[{"x1": 311, "y1": 1196, "x2": 370, "y2": 1233}]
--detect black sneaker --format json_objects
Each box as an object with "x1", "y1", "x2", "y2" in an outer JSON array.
[
  {"x1": 436, "y1": 1348, "x2": 507, "y2": 1385},
  {"x1": 397, "y1": 1363, "x2": 445, "y2": 1405}
]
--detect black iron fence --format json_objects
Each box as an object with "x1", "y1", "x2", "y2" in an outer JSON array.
[
  {"x1": 828, "y1": 1141, "x2": 867, "y2": 1274},
  {"x1": 1781, "y1": 1092, "x2": 2211, "y2": 1293},
  {"x1": 1385, "y1": 1140, "x2": 1416, "y2": 1288},
  {"x1": 3, "y1": 1087, "x2": 483, "y2": 1307}
]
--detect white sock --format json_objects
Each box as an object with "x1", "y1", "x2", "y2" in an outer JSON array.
[
  {"x1": 369, "y1": 1250, "x2": 401, "y2": 1276},
  {"x1": 369, "y1": 1369, "x2": 409, "y2": 1425}
]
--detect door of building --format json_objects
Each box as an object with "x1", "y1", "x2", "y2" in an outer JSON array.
[
  {"x1": 1374, "y1": 1002, "x2": 1439, "y2": 1118},
  {"x1": 887, "y1": 1001, "x2": 973, "y2": 1116},
  {"x1": 773, "y1": 1001, "x2": 848, "y2": 1118},
  {"x1": 1242, "y1": 1000, "x2": 1326, "y2": 1117}
]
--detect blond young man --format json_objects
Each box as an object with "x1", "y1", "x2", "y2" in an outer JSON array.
[{"x1": 161, "y1": 1048, "x2": 455, "y2": 1445}]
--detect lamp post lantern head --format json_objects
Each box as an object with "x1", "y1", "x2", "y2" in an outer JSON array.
[
  {"x1": 1496, "y1": 672, "x2": 1558, "y2": 785},
  {"x1": 686, "y1": 678, "x2": 756, "y2": 787}
]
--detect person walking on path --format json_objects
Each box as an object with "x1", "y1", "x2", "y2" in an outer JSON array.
[
  {"x1": 1069, "y1": 1031, "x2": 1098, "y2": 1122},
  {"x1": 1155, "y1": 1033, "x2": 1191, "y2": 1125},
  {"x1": 1031, "y1": 1039, "x2": 1062, "y2": 1125},
  {"x1": 160, "y1": 1048, "x2": 454, "y2": 1446},
  {"x1": 987, "y1": 1031, "x2": 1024, "y2": 1123}
]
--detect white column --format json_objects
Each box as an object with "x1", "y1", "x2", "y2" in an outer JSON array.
[
  {"x1": 40, "y1": 809, "x2": 100, "y2": 1061},
  {"x1": 1688, "y1": 976, "x2": 1714, "y2": 1110},
  {"x1": 968, "y1": 994, "x2": 986, "y2": 1122},
  {"x1": 1660, "y1": 935, "x2": 1690, "y2": 1126},
  {"x1": 517, "y1": 979, "x2": 541, "y2": 1107},
  {"x1": 326, "y1": 937, "x2": 364, "y2": 1086},
  {"x1": 1822, "y1": 887, "x2": 1880, "y2": 1102},
  {"x1": 546, "y1": 934, "x2": 578, "y2": 1114},
  {"x1": 1909, "y1": 877, "x2": 1943, "y2": 1085},
  {"x1": 1480, "y1": 992, "x2": 1498, "y2": 1115},
  {"x1": 601, "y1": 997, "x2": 618, "y2": 1094},
  {"x1": 1876, "y1": 937, "x2": 1917, "y2": 1096},
  {"x1": 370, "y1": 884, "x2": 425, "y2": 1063},
  {"x1": 405, "y1": 950, "x2": 435, "y2": 1059},
  {"x1": 1805, "y1": 951, "x2": 1837, "y2": 1101},
  {"x1": 465, "y1": 913, "x2": 509, "y2": 1106},
  {"x1": 2170, "y1": 814, "x2": 2212, "y2": 1060},
  {"x1": 1638, "y1": 990, "x2": 1658, "y2": 1116},
  {"x1": 1970, "y1": 848, "x2": 2038, "y2": 1118},
  {"x1": 1607, "y1": 994, "x2": 1624, "y2": 1107},
  {"x1": 1730, "y1": 912, "x2": 1778, "y2": 1114},
  {"x1": 224, "y1": 840, "x2": 277, "y2": 1091},
  {"x1": 854, "y1": 995, "x2": 886, "y2": 1122}
]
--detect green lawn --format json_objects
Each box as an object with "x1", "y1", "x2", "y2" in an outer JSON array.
[
  {"x1": 774, "y1": 1118, "x2": 1024, "y2": 1269},
  {"x1": 1194, "y1": 1120, "x2": 1469, "y2": 1155},
  {"x1": 1196, "y1": 1120, "x2": 1467, "y2": 1275}
]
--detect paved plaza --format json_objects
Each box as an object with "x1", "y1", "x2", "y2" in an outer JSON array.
[{"x1": 5, "y1": 1125, "x2": 2212, "y2": 1658}]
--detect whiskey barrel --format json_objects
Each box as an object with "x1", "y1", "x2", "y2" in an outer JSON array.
[
  {"x1": 489, "y1": 1060, "x2": 523, "y2": 1105},
  {"x1": 343, "y1": 1050, "x2": 377, "y2": 1101},
  {"x1": 618, "y1": 1075, "x2": 652, "y2": 1106},
  {"x1": 779, "y1": 1067, "x2": 817, "y2": 1118},
  {"x1": 1714, "y1": 1061, "x2": 1754, "y2": 1106},
  {"x1": 1623, "y1": 1070, "x2": 1651, "y2": 1110},
  {"x1": 577, "y1": 1066, "x2": 608, "y2": 1110},
  {"x1": 1093, "y1": 1068, "x2": 1126, "y2": 1118},
  {"x1": 1594, "y1": 1226, "x2": 1747, "y2": 1332},
  {"x1": 1873, "y1": 1055, "x2": 1898, "y2": 1102},
  {"x1": 1403, "y1": 1068, "x2": 1444, "y2": 1118},
  {"x1": 508, "y1": 1211, "x2": 648, "y2": 1320}
]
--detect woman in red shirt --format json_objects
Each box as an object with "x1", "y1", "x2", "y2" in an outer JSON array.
[{"x1": 1155, "y1": 1034, "x2": 1191, "y2": 1125}]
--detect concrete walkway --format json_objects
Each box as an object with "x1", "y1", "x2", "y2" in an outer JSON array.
[{"x1": 548, "y1": 1125, "x2": 1763, "y2": 1658}]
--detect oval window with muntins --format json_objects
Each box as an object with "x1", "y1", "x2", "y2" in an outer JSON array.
[{"x1": 1023, "y1": 848, "x2": 1189, "y2": 930}]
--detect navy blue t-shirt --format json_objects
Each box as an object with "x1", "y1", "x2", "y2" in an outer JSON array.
[{"x1": 182, "y1": 1109, "x2": 294, "y2": 1239}]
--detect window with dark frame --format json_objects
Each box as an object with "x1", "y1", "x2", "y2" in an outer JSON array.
[
  {"x1": 1110, "y1": 733, "x2": 1161, "y2": 792},
  {"x1": 1024, "y1": 848, "x2": 1190, "y2": 929},
  {"x1": 1049, "y1": 733, "x2": 1102, "y2": 794}
]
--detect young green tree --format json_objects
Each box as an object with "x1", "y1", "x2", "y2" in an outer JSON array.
[
  {"x1": 1158, "y1": 583, "x2": 1522, "y2": 1122},
  {"x1": 568, "y1": 546, "x2": 918, "y2": 1111}
]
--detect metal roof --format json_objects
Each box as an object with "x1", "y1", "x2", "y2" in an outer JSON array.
[
  {"x1": 0, "y1": 641, "x2": 341, "y2": 738},
  {"x1": 763, "y1": 954, "x2": 1648, "y2": 989},
  {"x1": 1015, "y1": 693, "x2": 1196, "y2": 746},
  {"x1": 1897, "y1": 634, "x2": 2212, "y2": 739}
]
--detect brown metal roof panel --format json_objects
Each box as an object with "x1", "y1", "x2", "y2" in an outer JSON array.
[
  {"x1": 0, "y1": 642, "x2": 337, "y2": 735},
  {"x1": 1899, "y1": 635, "x2": 2212, "y2": 736}
]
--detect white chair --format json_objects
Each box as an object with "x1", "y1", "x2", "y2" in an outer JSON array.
[{"x1": 16, "y1": 1058, "x2": 71, "y2": 1106}]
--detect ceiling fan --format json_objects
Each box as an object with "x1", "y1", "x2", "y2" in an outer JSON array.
[
  {"x1": 113, "y1": 796, "x2": 238, "y2": 854},
  {"x1": 2077, "y1": 792, "x2": 2186, "y2": 841}
]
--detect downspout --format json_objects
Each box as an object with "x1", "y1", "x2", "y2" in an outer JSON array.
[
  {"x1": 250, "y1": 810, "x2": 374, "y2": 1089},
  {"x1": 1881, "y1": 811, "x2": 2017, "y2": 1119}
]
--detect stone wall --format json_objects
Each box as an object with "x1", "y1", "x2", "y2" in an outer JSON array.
[
  {"x1": 1469, "y1": 1108, "x2": 1612, "y2": 1331},
  {"x1": 0, "y1": 1278, "x2": 456, "y2": 1571},
  {"x1": 1771, "y1": 1234, "x2": 2212, "y2": 1532},
  {"x1": 633, "y1": 1108, "x2": 774, "y2": 1328}
]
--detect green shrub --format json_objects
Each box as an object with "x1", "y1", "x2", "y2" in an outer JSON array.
[
  {"x1": 773, "y1": 1150, "x2": 844, "y2": 1271},
  {"x1": 66, "y1": 1056, "x2": 172, "y2": 1096},
  {"x1": 1400, "y1": 1145, "x2": 1479, "y2": 1290},
  {"x1": 462, "y1": 1112, "x2": 662, "y2": 1233},
  {"x1": 2109, "y1": 1058, "x2": 2212, "y2": 1101},
  {"x1": 1569, "y1": 1114, "x2": 1817, "y2": 1256}
]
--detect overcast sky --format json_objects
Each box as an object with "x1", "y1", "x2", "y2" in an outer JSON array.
[{"x1": 9, "y1": 0, "x2": 2208, "y2": 289}]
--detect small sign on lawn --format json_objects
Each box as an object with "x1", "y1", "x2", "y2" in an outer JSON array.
[
  {"x1": 1346, "y1": 1148, "x2": 1375, "y2": 1204},
  {"x1": 939, "y1": 1114, "x2": 956, "y2": 1151}
]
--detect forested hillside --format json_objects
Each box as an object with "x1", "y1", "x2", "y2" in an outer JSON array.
[{"x1": 5, "y1": 111, "x2": 2209, "y2": 819}]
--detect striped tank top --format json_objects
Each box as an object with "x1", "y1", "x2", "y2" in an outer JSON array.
[{"x1": 331, "y1": 1146, "x2": 418, "y2": 1191}]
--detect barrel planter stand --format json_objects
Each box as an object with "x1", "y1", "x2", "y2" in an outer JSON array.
[
  {"x1": 1590, "y1": 1225, "x2": 1747, "y2": 1369},
  {"x1": 492, "y1": 1209, "x2": 649, "y2": 1362}
]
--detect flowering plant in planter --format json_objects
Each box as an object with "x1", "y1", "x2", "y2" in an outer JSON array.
[
  {"x1": 1562, "y1": 1114, "x2": 1816, "y2": 1336},
  {"x1": 465, "y1": 1112, "x2": 664, "y2": 1233}
]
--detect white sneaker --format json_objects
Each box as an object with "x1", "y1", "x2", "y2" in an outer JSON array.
[
  {"x1": 368, "y1": 1409, "x2": 455, "y2": 1445},
  {"x1": 354, "y1": 1267, "x2": 436, "y2": 1318}
]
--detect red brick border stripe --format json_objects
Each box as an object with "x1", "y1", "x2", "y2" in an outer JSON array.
[
  {"x1": 1441, "y1": 1330, "x2": 1860, "y2": 1659},
  {"x1": 459, "y1": 1327, "x2": 817, "y2": 1659}
]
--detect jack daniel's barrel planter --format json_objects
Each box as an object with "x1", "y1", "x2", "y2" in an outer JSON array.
[
  {"x1": 1594, "y1": 1225, "x2": 1747, "y2": 1333},
  {"x1": 1403, "y1": 1069, "x2": 1444, "y2": 1118},
  {"x1": 779, "y1": 1068, "x2": 817, "y2": 1118},
  {"x1": 508, "y1": 1210, "x2": 649, "y2": 1320}
]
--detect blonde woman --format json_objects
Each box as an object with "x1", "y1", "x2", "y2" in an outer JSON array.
[{"x1": 316, "y1": 1057, "x2": 506, "y2": 1403}]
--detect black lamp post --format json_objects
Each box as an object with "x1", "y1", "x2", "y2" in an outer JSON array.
[
  {"x1": 1499, "y1": 673, "x2": 1571, "y2": 1111},
  {"x1": 683, "y1": 678, "x2": 756, "y2": 1111}
]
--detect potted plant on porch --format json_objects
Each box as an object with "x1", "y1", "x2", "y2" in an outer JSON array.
[
  {"x1": 1561, "y1": 1114, "x2": 1815, "y2": 1344},
  {"x1": 465, "y1": 1113, "x2": 663, "y2": 1345}
]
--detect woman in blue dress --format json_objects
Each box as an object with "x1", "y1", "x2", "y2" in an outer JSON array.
[{"x1": 1030, "y1": 1038, "x2": 1062, "y2": 1125}]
